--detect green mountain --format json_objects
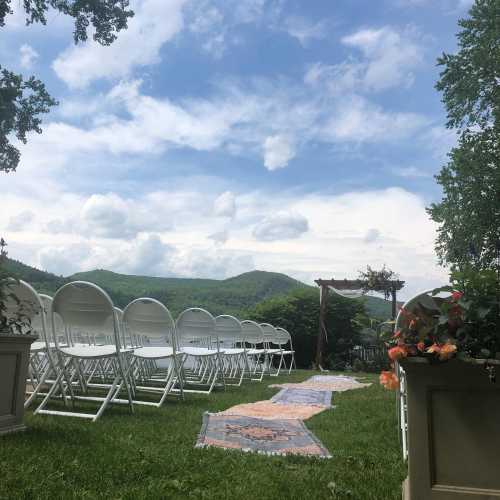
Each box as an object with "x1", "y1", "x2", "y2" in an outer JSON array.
[{"x1": 4, "y1": 257, "x2": 396, "y2": 319}]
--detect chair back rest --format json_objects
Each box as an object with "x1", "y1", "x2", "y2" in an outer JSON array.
[
  {"x1": 274, "y1": 327, "x2": 291, "y2": 347},
  {"x1": 123, "y1": 298, "x2": 175, "y2": 348},
  {"x1": 52, "y1": 281, "x2": 119, "y2": 349},
  {"x1": 39, "y1": 294, "x2": 67, "y2": 345},
  {"x1": 241, "y1": 320, "x2": 264, "y2": 346},
  {"x1": 215, "y1": 315, "x2": 242, "y2": 347},
  {"x1": 3, "y1": 279, "x2": 45, "y2": 340},
  {"x1": 260, "y1": 323, "x2": 277, "y2": 345},
  {"x1": 176, "y1": 308, "x2": 215, "y2": 348}
]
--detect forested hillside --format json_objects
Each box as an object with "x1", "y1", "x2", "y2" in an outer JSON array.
[{"x1": 4, "y1": 257, "x2": 396, "y2": 319}]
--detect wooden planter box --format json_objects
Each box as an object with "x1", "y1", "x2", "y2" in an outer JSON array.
[
  {"x1": 0, "y1": 334, "x2": 37, "y2": 435},
  {"x1": 401, "y1": 357, "x2": 500, "y2": 500}
]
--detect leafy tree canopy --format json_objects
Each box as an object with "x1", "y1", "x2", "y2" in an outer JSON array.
[
  {"x1": 0, "y1": 0, "x2": 134, "y2": 173},
  {"x1": 429, "y1": 0, "x2": 500, "y2": 271},
  {"x1": 435, "y1": 0, "x2": 500, "y2": 130}
]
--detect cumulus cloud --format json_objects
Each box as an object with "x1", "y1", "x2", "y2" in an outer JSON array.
[
  {"x1": 39, "y1": 243, "x2": 93, "y2": 276},
  {"x1": 53, "y1": 0, "x2": 186, "y2": 88},
  {"x1": 391, "y1": 166, "x2": 433, "y2": 178},
  {"x1": 128, "y1": 233, "x2": 175, "y2": 276},
  {"x1": 321, "y1": 95, "x2": 428, "y2": 143},
  {"x1": 19, "y1": 44, "x2": 38, "y2": 69},
  {"x1": 6, "y1": 211, "x2": 34, "y2": 231},
  {"x1": 282, "y1": 16, "x2": 327, "y2": 46},
  {"x1": 208, "y1": 230, "x2": 229, "y2": 244},
  {"x1": 253, "y1": 211, "x2": 309, "y2": 241},
  {"x1": 1, "y1": 182, "x2": 449, "y2": 299},
  {"x1": 81, "y1": 193, "x2": 130, "y2": 238},
  {"x1": 263, "y1": 135, "x2": 296, "y2": 170},
  {"x1": 364, "y1": 228, "x2": 381, "y2": 243},
  {"x1": 213, "y1": 191, "x2": 237, "y2": 217},
  {"x1": 306, "y1": 26, "x2": 425, "y2": 95}
]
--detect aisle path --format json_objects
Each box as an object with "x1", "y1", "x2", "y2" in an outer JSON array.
[{"x1": 196, "y1": 375, "x2": 371, "y2": 458}]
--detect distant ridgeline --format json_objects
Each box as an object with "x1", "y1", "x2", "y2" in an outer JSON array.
[{"x1": 3, "y1": 257, "x2": 394, "y2": 319}]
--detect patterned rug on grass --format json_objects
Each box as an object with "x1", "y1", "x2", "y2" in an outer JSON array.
[
  {"x1": 270, "y1": 375, "x2": 371, "y2": 393},
  {"x1": 271, "y1": 387, "x2": 332, "y2": 407},
  {"x1": 221, "y1": 401, "x2": 327, "y2": 420},
  {"x1": 196, "y1": 413, "x2": 331, "y2": 458}
]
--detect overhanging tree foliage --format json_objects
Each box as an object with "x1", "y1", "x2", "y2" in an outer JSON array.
[
  {"x1": 0, "y1": 0, "x2": 134, "y2": 173},
  {"x1": 428, "y1": 0, "x2": 500, "y2": 271}
]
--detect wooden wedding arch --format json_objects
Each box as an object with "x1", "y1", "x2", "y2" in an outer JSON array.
[{"x1": 314, "y1": 278, "x2": 405, "y2": 369}]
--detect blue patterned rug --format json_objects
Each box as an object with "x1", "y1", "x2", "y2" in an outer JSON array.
[
  {"x1": 270, "y1": 388, "x2": 332, "y2": 407},
  {"x1": 196, "y1": 413, "x2": 331, "y2": 458}
]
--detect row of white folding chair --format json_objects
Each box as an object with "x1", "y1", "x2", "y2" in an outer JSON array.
[{"x1": 6, "y1": 279, "x2": 294, "y2": 421}]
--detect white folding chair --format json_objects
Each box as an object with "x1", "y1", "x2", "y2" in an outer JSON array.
[
  {"x1": 2, "y1": 280, "x2": 60, "y2": 409},
  {"x1": 241, "y1": 320, "x2": 267, "y2": 382},
  {"x1": 260, "y1": 323, "x2": 281, "y2": 376},
  {"x1": 119, "y1": 298, "x2": 184, "y2": 407},
  {"x1": 25, "y1": 293, "x2": 70, "y2": 407},
  {"x1": 175, "y1": 308, "x2": 223, "y2": 395},
  {"x1": 275, "y1": 327, "x2": 296, "y2": 375},
  {"x1": 215, "y1": 315, "x2": 248, "y2": 386},
  {"x1": 35, "y1": 281, "x2": 133, "y2": 421}
]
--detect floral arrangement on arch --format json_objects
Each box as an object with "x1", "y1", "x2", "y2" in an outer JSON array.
[{"x1": 380, "y1": 267, "x2": 500, "y2": 389}]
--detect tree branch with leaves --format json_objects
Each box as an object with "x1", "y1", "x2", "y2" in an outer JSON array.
[{"x1": 0, "y1": 0, "x2": 134, "y2": 173}]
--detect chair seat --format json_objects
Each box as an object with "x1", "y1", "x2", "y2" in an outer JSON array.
[
  {"x1": 267, "y1": 349, "x2": 282, "y2": 354},
  {"x1": 59, "y1": 346, "x2": 118, "y2": 358},
  {"x1": 222, "y1": 348, "x2": 245, "y2": 355},
  {"x1": 30, "y1": 341, "x2": 47, "y2": 352},
  {"x1": 133, "y1": 346, "x2": 175, "y2": 359},
  {"x1": 281, "y1": 350, "x2": 295, "y2": 355},
  {"x1": 247, "y1": 348, "x2": 266, "y2": 355},
  {"x1": 181, "y1": 347, "x2": 218, "y2": 356}
]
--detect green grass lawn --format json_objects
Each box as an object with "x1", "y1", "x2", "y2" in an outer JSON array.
[{"x1": 0, "y1": 371, "x2": 406, "y2": 500}]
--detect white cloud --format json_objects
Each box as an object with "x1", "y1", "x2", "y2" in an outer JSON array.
[
  {"x1": 81, "y1": 193, "x2": 131, "y2": 238},
  {"x1": 306, "y1": 26, "x2": 425, "y2": 95},
  {"x1": 208, "y1": 230, "x2": 229, "y2": 244},
  {"x1": 364, "y1": 228, "x2": 381, "y2": 243},
  {"x1": 263, "y1": 135, "x2": 296, "y2": 170},
  {"x1": 53, "y1": 0, "x2": 186, "y2": 88},
  {"x1": 6, "y1": 211, "x2": 35, "y2": 231},
  {"x1": 282, "y1": 16, "x2": 327, "y2": 46},
  {"x1": 19, "y1": 44, "x2": 39, "y2": 69},
  {"x1": 395, "y1": 0, "x2": 473, "y2": 10},
  {"x1": 391, "y1": 166, "x2": 433, "y2": 178},
  {"x1": 214, "y1": 191, "x2": 237, "y2": 217},
  {"x1": 39, "y1": 243, "x2": 93, "y2": 276},
  {"x1": 1, "y1": 181, "x2": 449, "y2": 299},
  {"x1": 253, "y1": 211, "x2": 309, "y2": 241},
  {"x1": 321, "y1": 95, "x2": 428, "y2": 143}
]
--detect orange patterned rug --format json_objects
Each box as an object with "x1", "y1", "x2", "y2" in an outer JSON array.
[{"x1": 196, "y1": 375, "x2": 370, "y2": 457}]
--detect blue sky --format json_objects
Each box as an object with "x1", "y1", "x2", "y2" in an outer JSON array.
[{"x1": 1, "y1": 0, "x2": 472, "y2": 298}]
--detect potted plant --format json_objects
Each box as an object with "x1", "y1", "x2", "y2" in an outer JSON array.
[
  {"x1": 380, "y1": 266, "x2": 500, "y2": 499},
  {"x1": 0, "y1": 238, "x2": 38, "y2": 435}
]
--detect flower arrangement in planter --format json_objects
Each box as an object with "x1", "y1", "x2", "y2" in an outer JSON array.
[
  {"x1": 380, "y1": 266, "x2": 500, "y2": 389},
  {"x1": 0, "y1": 238, "x2": 38, "y2": 435},
  {"x1": 379, "y1": 266, "x2": 500, "y2": 499}
]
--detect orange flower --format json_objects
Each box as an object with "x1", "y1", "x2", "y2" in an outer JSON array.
[
  {"x1": 438, "y1": 342, "x2": 457, "y2": 360},
  {"x1": 426, "y1": 343, "x2": 441, "y2": 355},
  {"x1": 380, "y1": 370, "x2": 399, "y2": 390},
  {"x1": 388, "y1": 345, "x2": 408, "y2": 361},
  {"x1": 417, "y1": 341, "x2": 426, "y2": 352},
  {"x1": 427, "y1": 342, "x2": 457, "y2": 361}
]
